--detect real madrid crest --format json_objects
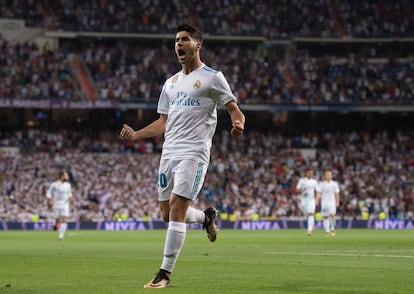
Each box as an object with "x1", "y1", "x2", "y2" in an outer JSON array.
[{"x1": 193, "y1": 80, "x2": 201, "y2": 88}]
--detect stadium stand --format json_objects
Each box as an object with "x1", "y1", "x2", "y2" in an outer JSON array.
[
  {"x1": 0, "y1": 1, "x2": 412, "y2": 105},
  {"x1": 1, "y1": 130, "x2": 413, "y2": 222},
  {"x1": 8, "y1": 0, "x2": 411, "y2": 38}
]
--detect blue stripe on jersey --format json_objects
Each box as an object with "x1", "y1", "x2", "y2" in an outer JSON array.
[
  {"x1": 202, "y1": 65, "x2": 218, "y2": 74},
  {"x1": 190, "y1": 161, "x2": 204, "y2": 200}
]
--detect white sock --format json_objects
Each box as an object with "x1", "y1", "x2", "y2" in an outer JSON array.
[
  {"x1": 185, "y1": 207, "x2": 205, "y2": 224},
  {"x1": 160, "y1": 221, "x2": 186, "y2": 273},
  {"x1": 307, "y1": 215, "x2": 314, "y2": 232},
  {"x1": 323, "y1": 218, "x2": 329, "y2": 233},
  {"x1": 330, "y1": 217, "x2": 336, "y2": 231},
  {"x1": 59, "y1": 223, "x2": 67, "y2": 239}
]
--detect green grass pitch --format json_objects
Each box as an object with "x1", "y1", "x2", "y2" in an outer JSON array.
[{"x1": 0, "y1": 229, "x2": 413, "y2": 293}]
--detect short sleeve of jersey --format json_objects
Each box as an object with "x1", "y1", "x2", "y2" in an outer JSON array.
[
  {"x1": 157, "y1": 82, "x2": 169, "y2": 114},
  {"x1": 296, "y1": 179, "x2": 302, "y2": 189},
  {"x1": 334, "y1": 182, "x2": 340, "y2": 193},
  {"x1": 46, "y1": 183, "x2": 54, "y2": 198},
  {"x1": 316, "y1": 183, "x2": 321, "y2": 192},
  {"x1": 210, "y1": 71, "x2": 237, "y2": 106}
]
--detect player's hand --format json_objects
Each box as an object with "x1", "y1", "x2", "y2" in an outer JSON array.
[
  {"x1": 231, "y1": 120, "x2": 244, "y2": 135},
  {"x1": 120, "y1": 124, "x2": 136, "y2": 140}
]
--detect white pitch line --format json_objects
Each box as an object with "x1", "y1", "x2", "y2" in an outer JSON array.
[
  {"x1": 264, "y1": 251, "x2": 414, "y2": 259},
  {"x1": 333, "y1": 249, "x2": 414, "y2": 253}
]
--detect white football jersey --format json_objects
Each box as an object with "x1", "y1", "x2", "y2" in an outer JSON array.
[
  {"x1": 296, "y1": 177, "x2": 319, "y2": 199},
  {"x1": 318, "y1": 180, "x2": 340, "y2": 203},
  {"x1": 158, "y1": 64, "x2": 237, "y2": 163},
  {"x1": 46, "y1": 180, "x2": 72, "y2": 209}
]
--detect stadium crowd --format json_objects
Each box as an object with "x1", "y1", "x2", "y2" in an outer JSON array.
[
  {"x1": 1, "y1": 129, "x2": 413, "y2": 223},
  {"x1": 0, "y1": 40, "x2": 82, "y2": 100},
  {"x1": 1, "y1": 39, "x2": 413, "y2": 105},
  {"x1": 4, "y1": 0, "x2": 411, "y2": 38},
  {"x1": 290, "y1": 51, "x2": 414, "y2": 104},
  {"x1": 0, "y1": 1, "x2": 413, "y2": 105}
]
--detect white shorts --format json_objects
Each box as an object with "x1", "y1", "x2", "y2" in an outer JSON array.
[
  {"x1": 299, "y1": 198, "x2": 316, "y2": 215},
  {"x1": 158, "y1": 158, "x2": 208, "y2": 202},
  {"x1": 321, "y1": 201, "x2": 336, "y2": 216},
  {"x1": 53, "y1": 206, "x2": 70, "y2": 219}
]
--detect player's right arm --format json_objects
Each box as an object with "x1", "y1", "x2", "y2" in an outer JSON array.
[
  {"x1": 225, "y1": 101, "x2": 245, "y2": 135},
  {"x1": 315, "y1": 184, "x2": 321, "y2": 205},
  {"x1": 46, "y1": 184, "x2": 54, "y2": 208},
  {"x1": 120, "y1": 114, "x2": 168, "y2": 141}
]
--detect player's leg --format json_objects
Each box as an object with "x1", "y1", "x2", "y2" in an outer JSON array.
[
  {"x1": 170, "y1": 204, "x2": 217, "y2": 239},
  {"x1": 179, "y1": 160, "x2": 217, "y2": 241},
  {"x1": 306, "y1": 199, "x2": 316, "y2": 235},
  {"x1": 321, "y1": 204, "x2": 330, "y2": 235},
  {"x1": 323, "y1": 217, "x2": 330, "y2": 235},
  {"x1": 53, "y1": 207, "x2": 60, "y2": 231},
  {"x1": 144, "y1": 194, "x2": 190, "y2": 289},
  {"x1": 185, "y1": 206, "x2": 219, "y2": 241},
  {"x1": 54, "y1": 218, "x2": 60, "y2": 231},
  {"x1": 158, "y1": 166, "x2": 210, "y2": 228},
  {"x1": 145, "y1": 159, "x2": 209, "y2": 288},
  {"x1": 160, "y1": 200, "x2": 170, "y2": 222},
  {"x1": 53, "y1": 208, "x2": 62, "y2": 236},
  {"x1": 307, "y1": 213, "x2": 315, "y2": 235},
  {"x1": 58, "y1": 206, "x2": 69, "y2": 240},
  {"x1": 299, "y1": 201, "x2": 309, "y2": 235},
  {"x1": 58, "y1": 215, "x2": 67, "y2": 240},
  {"x1": 329, "y1": 212, "x2": 336, "y2": 236},
  {"x1": 185, "y1": 206, "x2": 205, "y2": 223},
  {"x1": 145, "y1": 159, "x2": 174, "y2": 288}
]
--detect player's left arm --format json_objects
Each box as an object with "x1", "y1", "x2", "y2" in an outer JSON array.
[
  {"x1": 315, "y1": 185, "x2": 321, "y2": 205},
  {"x1": 335, "y1": 192, "x2": 340, "y2": 207},
  {"x1": 67, "y1": 184, "x2": 74, "y2": 203},
  {"x1": 335, "y1": 182, "x2": 340, "y2": 207},
  {"x1": 225, "y1": 100, "x2": 245, "y2": 135},
  {"x1": 210, "y1": 72, "x2": 245, "y2": 135},
  {"x1": 48, "y1": 198, "x2": 54, "y2": 209}
]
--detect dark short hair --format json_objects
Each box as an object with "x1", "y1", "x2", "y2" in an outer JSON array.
[
  {"x1": 58, "y1": 170, "x2": 67, "y2": 178},
  {"x1": 176, "y1": 24, "x2": 203, "y2": 44}
]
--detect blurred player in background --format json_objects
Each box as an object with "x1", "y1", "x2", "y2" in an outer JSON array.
[
  {"x1": 46, "y1": 170, "x2": 73, "y2": 240},
  {"x1": 316, "y1": 169, "x2": 340, "y2": 236},
  {"x1": 120, "y1": 23, "x2": 245, "y2": 288},
  {"x1": 296, "y1": 167, "x2": 319, "y2": 236}
]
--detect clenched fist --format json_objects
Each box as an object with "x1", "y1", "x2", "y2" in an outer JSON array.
[{"x1": 119, "y1": 124, "x2": 136, "y2": 140}]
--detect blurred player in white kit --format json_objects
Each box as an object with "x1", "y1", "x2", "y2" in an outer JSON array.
[
  {"x1": 317, "y1": 169, "x2": 340, "y2": 236},
  {"x1": 47, "y1": 170, "x2": 73, "y2": 240},
  {"x1": 296, "y1": 167, "x2": 319, "y2": 236}
]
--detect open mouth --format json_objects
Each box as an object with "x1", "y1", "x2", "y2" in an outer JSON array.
[{"x1": 177, "y1": 49, "x2": 186, "y2": 56}]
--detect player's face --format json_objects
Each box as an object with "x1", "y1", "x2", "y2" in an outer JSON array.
[
  {"x1": 175, "y1": 31, "x2": 200, "y2": 65},
  {"x1": 60, "y1": 172, "x2": 69, "y2": 182},
  {"x1": 325, "y1": 171, "x2": 332, "y2": 181},
  {"x1": 306, "y1": 170, "x2": 313, "y2": 178}
]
